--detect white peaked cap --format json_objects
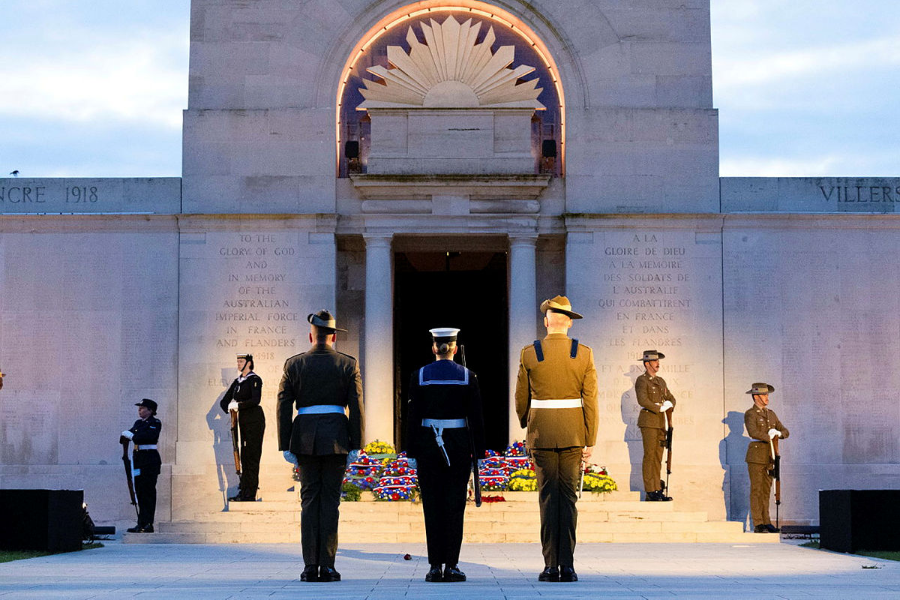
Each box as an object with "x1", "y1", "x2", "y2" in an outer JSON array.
[{"x1": 429, "y1": 328, "x2": 460, "y2": 340}]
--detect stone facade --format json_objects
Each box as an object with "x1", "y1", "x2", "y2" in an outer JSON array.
[{"x1": 1, "y1": 1, "x2": 898, "y2": 531}]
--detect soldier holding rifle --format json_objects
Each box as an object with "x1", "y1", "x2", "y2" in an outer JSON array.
[
  {"x1": 744, "y1": 382, "x2": 789, "y2": 533},
  {"x1": 121, "y1": 399, "x2": 161, "y2": 533},
  {"x1": 635, "y1": 350, "x2": 676, "y2": 501},
  {"x1": 515, "y1": 296, "x2": 598, "y2": 583},
  {"x1": 219, "y1": 353, "x2": 265, "y2": 502},
  {"x1": 407, "y1": 327, "x2": 485, "y2": 583}
]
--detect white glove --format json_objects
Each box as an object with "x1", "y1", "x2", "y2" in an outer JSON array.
[
  {"x1": 283, "y1": 450, "x2": 299, "y2": 465},
  {"x1": 121, "y1": 430, "x2": 134, "y2": 440},
  {"x1": 228, "y1": 400, "x2": 239, "y2": 412},
  {"x1": 660, "y1": 401, "x2": 674, "y2": 412},
  {"x1": 768, "y1": 428, "x2": 780, "y2": 439}
]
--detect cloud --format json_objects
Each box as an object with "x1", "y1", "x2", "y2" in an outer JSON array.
[
  {"x1": 0, "y1": 33, "x2": 187, "y2": 128},
  {"x1": 714, "y1": 36, "x2": 900, "y2": 91}
]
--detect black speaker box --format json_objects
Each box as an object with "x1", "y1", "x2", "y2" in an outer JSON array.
[
  {"x1": 820, "y1": 489, "x2": 900, "y2": 553},
  {"x1": 0, "y1": 489, "x2": 84, "y2": 552},
  {"x1": 541, "y1": 139, "x2": 557, "y2": 158}
]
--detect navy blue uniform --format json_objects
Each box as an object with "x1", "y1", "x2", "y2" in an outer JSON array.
[
  {"x1": 220, "y1": 372, "x2": 265, "y2": 500},
  {"x1": 407, "y1": 360, "x2": 485, "y2": 567},
  {"x1": 129, "y1": 416, "x2": 161, "y2": 530}
]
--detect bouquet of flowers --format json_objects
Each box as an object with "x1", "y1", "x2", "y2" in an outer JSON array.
[
  {"x1": 363, "y1": 439, "x2": 396, "y2": 456},
  {"x1": 346, "y1": 451, "x2": 384, "y2": 478},
  {"x1": 505, "y1": 440, "x2": 527, "y2": 457},
  {"x1": 373, "y1": 475, "x2": 418, "y2": 501},
  {"x1": 581, "y1": 464, "x2": 617, "y2": 494},
  {"x1": 341, "y1": 481, "x2": 362, "y2": 501},
  {"x1": 479, "y1": 468, "x2": 509, "y2": 491},
  {"x1": 382, "y1": 457, "x2": 416, "y2": 477},
  {"x1": 480, "y1": 455, "x2": 509, "y2": 473},
  {"x1": 507, "y1": 468, "x2": 537, "y2": 492}
]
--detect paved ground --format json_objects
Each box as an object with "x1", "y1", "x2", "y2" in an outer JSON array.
[{"x1": 2, "y1": 540, "x2": 899, "y2": 599}]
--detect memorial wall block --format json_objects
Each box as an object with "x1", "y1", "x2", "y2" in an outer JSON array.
[
  {"x1": 566, "y1": 215, "x2": 725, "y2": 518},
  {"x1": 173, "y1": 216, "x2": 337, "y2": 519}
]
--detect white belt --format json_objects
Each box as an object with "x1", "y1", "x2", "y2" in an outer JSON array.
[
  {"x1": 421, "y1": 418, "x2": 466, "y2": 428},
  {"x1": 297, "y1": 405, "x2": 345, "y2": 415},
  {"x1": 134, "y1": 444, "x2": 158, "y2": 451},
  {"x1": 531, "y1": 398, "x2": 582, "y2": 409}
]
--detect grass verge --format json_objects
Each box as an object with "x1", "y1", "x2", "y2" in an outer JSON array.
[
  {"x1": 0, "y1": 542, "x2": 103, "y2": 564},
  {"x1": 800, "y1": 541, "x2": 900, "y2": 562}
]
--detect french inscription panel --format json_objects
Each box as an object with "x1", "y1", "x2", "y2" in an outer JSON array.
[
  {"x1": 178, "y1": 227, "x2": 336, "y2": 459},
  {"x1": 0, "y1": 178, "x2": 181, "y2": 214},
  {"x1": 567, "y1": 226, "x2": 724, "y2": 468}
]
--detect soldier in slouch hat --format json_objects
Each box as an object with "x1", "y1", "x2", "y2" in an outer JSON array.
[
  {"x1": 515, "y1": 296, "x2": 598, "y2": 583},
  {"x1": 744, "y1": 382, "x2": 789, "y2": 533},
  {"x1": 635, "y1": 350, "x2": 676, "y2": 501},
  {"x1": 277, "y1": 310, "x2": 364, "y2": 582}
]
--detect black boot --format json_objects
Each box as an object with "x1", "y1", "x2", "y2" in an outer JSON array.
[
  {"x1": 319, "y1": 566, "x2": 341, "y2": 582},
  {"x1": 443, "y1": 565, "x2": 466, "y2": 582},
  {"x1": 559, "y1": 566, "x2": 578, "y2": 582},
  {"x1": 300, "y1": 565, "x2": 319, "y2": 582},
  {"x1": 425, "y1": 565, "x2": 443, "y2": 582},
  {"x1": 538, "y1": 566, "x2": 559, "y2": 582}
]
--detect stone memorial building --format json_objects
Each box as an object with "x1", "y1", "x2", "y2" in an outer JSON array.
[{"x1": 1, "y1": 0, "x2": 898, "y2": 531}]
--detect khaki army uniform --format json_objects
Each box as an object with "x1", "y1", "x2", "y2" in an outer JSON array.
[
  {"x1": 515, "y1": 333, "x2": 598, "y2": 570},
  {"x1": 635, "y1": 373, "x2": 676, "y2": 494},
  {"x1": 744, "y1": 406, "x2": 789, "y2": 529}
]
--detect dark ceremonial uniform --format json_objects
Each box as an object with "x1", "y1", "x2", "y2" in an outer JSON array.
[
  {"x1": 128, "y1": 416, "x2": 162, "y2": 530},
  {"x1": 407, "y1": 360, "x2": 485, "y2": 569},
  {"x1": 744, "y1": 405, "x2": 789, "y2": 529},
  {"x1": 515, "y1": 333, "x2": 598, "y2": 570},
  {"x1": 220, "y1": 372, "x2": 265, "y2": 500},
  {"x1": 635, "y1": 372, "x2": 676, "y2": 495},
  {"x1": 277, "y1": 344, "x2": 364, "y2": 570}
]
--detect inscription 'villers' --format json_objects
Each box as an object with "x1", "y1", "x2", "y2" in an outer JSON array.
[{"x1": 821, "y1": 185, "x2": 900, "y2": 203}]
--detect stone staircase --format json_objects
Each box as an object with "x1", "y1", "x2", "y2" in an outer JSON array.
[{"x1": 124, "y1": 490, "x2": 778, "y2": 544}]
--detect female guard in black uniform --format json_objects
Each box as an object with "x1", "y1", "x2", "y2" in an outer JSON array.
[
  {"x1": 407, "y1": 328, "x2": 485, "y2": 582},
  {"x1": 220, "y1": 353, "x2": 265, "y2": 501}
]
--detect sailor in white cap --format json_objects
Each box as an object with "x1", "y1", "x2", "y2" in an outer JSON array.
[{"x1": 407, "y1": 327, "x2": 485, "y2": 583}]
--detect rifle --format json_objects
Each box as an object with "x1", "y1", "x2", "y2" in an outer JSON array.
[
  {"x1": 230, "y1": 408, "x2": 242, "y2": 476},
  {"x1": 663, "y1": 408, "x2": 674, "y2": 496},
  {"x1": 769, "y1": 436, "x2": 781, "y2": 530},
  {"x1": 121, "y1": 438, "x2": 139, "y2": 520},
  {"x1": 460, "y1": 344, "x2": 482, "y2": 507}
]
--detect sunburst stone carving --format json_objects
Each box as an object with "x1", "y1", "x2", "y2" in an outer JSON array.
[{"x1": 358, "y1": 16, "x2": 545, "y2": 110}]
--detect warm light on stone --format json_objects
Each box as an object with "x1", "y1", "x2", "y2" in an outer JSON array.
[{"x1": 359, "y1": 16, "x2": 545, "y2": 110}]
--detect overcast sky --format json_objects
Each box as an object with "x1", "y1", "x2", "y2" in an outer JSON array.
[{"x1": 0, "y1": 0, "x2": 897, "y2": 178}]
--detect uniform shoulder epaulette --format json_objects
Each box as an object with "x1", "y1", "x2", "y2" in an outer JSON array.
[{"x1": 336, "y1": 351, "x2": 357, "y2": 361}]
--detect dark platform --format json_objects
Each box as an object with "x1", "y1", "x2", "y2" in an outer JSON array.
[
  {"x1": 820, "y1": 489, "x2": 900, "y2": 553},
  {"x1": 0, "y1": 489, "x2": 84, "y2": 552}
]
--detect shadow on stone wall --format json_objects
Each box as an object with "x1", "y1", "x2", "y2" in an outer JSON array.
[
  {"x1": 205, "y1": 368, "x2": 239, "y2": 510},
  {"x1": 721, "y1": 410, "x2": 751, "y2": 529},
  {"x1": 620, "y1": 365, "x2": 645, "y2": 496}
]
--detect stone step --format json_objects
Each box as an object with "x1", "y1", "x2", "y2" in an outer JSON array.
[
  {"x1": 125, "y1": 529, "x2": 778, "y2": 545},
  {"x1": 124, "y1": 489, "x2": 779, "y2": 545}
]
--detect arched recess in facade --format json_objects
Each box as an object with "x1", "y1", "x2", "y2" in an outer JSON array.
[{"x1": 325, "y1": 1, "x2": 582, "y2": 178}]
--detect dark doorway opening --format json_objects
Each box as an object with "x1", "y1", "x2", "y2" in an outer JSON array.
[{"x1": 394, "y1": 251, "x2": 509, "y2": 453}]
